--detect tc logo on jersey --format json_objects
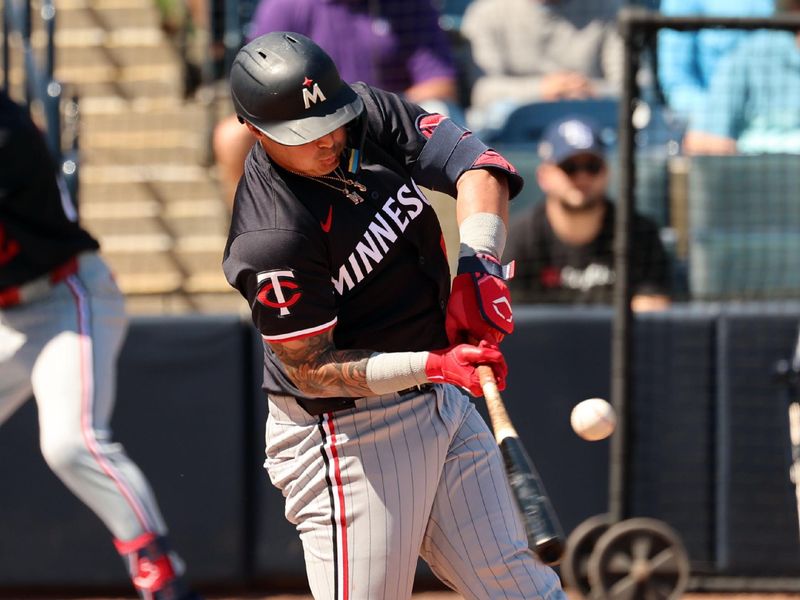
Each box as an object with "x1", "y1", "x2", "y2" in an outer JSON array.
[
  {"x1": 256, "y1": 269, "x2": 302, "y2": 316},
  {"x1": 302, "y1": 77, "x2": 326, "y2": 109}
]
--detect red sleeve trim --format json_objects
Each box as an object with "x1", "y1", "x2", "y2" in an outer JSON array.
[{"x1": 262, "y1": 317, "x2": 337, "y2": 343}]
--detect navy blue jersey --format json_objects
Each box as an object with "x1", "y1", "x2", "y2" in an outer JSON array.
[
  {"x1": 0, "y1": 92, "x2": 98, "y2": 288},
  {"x1": 223, "y1": 83, "x2": 521, "y2": 397}
]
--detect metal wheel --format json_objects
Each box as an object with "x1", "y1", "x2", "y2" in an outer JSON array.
[
  {"x1": 560, "y1": 514, "x2": 613, "y2": 598},
  {"x1": 587, "y1": 517, "x2": 690, "y2": 600}
]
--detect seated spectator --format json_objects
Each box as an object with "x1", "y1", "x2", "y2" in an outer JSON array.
[
  {"x1": 504, "y1": 116, "x2": 671, "y2": 311},
  {"x1": 683, "y1": 0, "x2": 800, "y2": 155},
  {"x1": 460, "y1": 0, "x2": 623, "y2": 134},
  {"x1": 212, "y1": 0, "x2": 461, "y2": 205},
  {"x1": 657, "y1": 0, "x2": 775, "y2": 129}
]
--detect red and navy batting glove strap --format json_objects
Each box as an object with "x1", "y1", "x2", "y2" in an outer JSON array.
[{"x1": 446, "y1": 254, "x2": 515, "y2": 345}]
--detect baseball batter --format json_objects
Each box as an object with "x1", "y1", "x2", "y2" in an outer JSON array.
[
  {"x1": 0, "y1": 91, "x2": 203, "y2": 600},
  {"x1": 223, "y1": 33, "x2": 566, "y2": 600}
]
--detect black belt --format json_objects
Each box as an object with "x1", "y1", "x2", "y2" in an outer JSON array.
[{"x1": 297, "y1": 384, "x2": 434, "y2": 417}]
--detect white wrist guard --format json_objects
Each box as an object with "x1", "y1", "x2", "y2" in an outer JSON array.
[
  {"x1": 365, "y1": 351, "x2": 430, "y2": 395},
  {"x1": 458, "y1": 212, "x2": 507, "y2": 259}
]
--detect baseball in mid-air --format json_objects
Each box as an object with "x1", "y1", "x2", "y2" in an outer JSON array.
[{"x1": 570, "y1": 398, "x2": 617, "y2": 441}]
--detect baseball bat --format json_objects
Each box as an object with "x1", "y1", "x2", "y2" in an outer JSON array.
[{"x1": 477, "y1": 365, "x2": 565, "y2": 566}]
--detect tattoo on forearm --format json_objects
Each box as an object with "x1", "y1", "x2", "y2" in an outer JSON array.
[{"x1": 270, "y1": 334, "x2": 374, "y2": 397}]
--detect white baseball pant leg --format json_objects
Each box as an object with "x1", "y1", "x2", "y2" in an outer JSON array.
[
  {"x1": 265, "y1": 384, "x2": 565, "y2": 600},
  {"x1": 0, "y1": 253, "x2": 167, "y2": 541}
]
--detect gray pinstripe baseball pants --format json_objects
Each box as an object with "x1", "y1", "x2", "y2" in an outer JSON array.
[
  {"x1": 0, "y1": 253, "x2": 169, "y2": 542},
  {"x1": 266, "y1": 384, "x2": 565, "y2": 600}
]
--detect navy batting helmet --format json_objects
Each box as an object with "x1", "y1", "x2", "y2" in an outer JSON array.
[{"x1": 230, "y1": 32, "x2": 364, "y2": 146}]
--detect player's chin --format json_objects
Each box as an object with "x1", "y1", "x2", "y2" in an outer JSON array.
[{"x1": 315, "y1": 153, "x2": 342, "y2": 174}]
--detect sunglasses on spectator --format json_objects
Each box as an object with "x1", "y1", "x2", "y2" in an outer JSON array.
[{"x1": 558, "y1": 157, "x2": 605, "y2": 176}]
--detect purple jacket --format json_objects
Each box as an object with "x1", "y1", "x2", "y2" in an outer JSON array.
[{"x1": 246, "y1": 0, "x2": 456, "y2": 93}]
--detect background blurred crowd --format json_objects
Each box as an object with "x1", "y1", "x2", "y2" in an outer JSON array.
[{"x1": 8, "y1": 0, "x2": 800, "y2": 312}]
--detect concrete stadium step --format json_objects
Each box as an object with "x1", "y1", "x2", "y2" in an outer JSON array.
[
  {"x1": 123, "y1": 290, "x2": 246, "y2": 315},
  {"x1": 79, "y1": 197, "x2": 161, "y2": 219},
  {"x1": 2, "y1": 63, "x2": 182, "y2": 101},
  {"x1": 60, "y1": 0, "x2": 163, "y2": 9},
  {"x1": 81, "y1": 216, "x2": 173, "y2": 251},
  {"x1": 103, "y1": 250, "x2": 184, "y2": 294},
  {"x1": 5, "y1": 0, "x2": 235, "y2": 312},
  {"x1": 81, "y1": 208, "x2": 228, "y2": 245},
  {"x1": 166, "y1": 213, "x2": 229, "y2": 239},
  {"x1": 174, "y1": 248, "x2": 232, "y2": 293},
  {"x1": 57, "y1": 45, "x2": 180, "y2": 70},
  {"x1": 81, "y1": 103, "x2": 207, "y2": 131},
  {"x1": 77, "y1": 94, "x2": 200, "y2": 115},
  {"x1": 79, "y1": 180, "x2": 223, "y2": 204},
  {"x1": 3, "y1": 1, "x2": 162, "y2": 33},
  {"x1": 57, "y1": 4, "x2": 164, "y2": 31},
  {"x1": 80, "y1": 144, "x2": 206, "y2": 166},
  {"x1": 78, "y1": 103, "x2": 210, "y2": 156},
  {"x1": 79, "y1": 163, "x2": 210, "y2": 185},
  {"x1": 40, "y1": 27, "x2": 165, "y2": 49},
  {"x1": 55, "y1": 47, "x2": 182, "y2": 89},
  {"x1": 56, "y1": 79, "x2": 183, "y2": 103}
]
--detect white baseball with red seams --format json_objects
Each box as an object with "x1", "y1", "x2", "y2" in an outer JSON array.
[{"x1": 570, "y1": 398, "x2": 617, "y2": 441}]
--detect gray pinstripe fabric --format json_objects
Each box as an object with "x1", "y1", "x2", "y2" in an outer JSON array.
[
  {"x1": 265, "y1": 385, "x2": 565, "y2": 600},
  {"x1": 0, "y1": 254, "x2": 168, "y2": 541}
]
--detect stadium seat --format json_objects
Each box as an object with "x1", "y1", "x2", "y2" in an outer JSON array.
[
  {"x1": 686, "y1": 154, "x2": 800, "y2": 299},
  {"x1": 485, "y1": 98, "x2": 619, "y2": 145},
  {"x1": 491, "y1": 143, "x2": 543, "y2": 217}
]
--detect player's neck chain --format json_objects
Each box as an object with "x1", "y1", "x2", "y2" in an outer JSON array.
[{"x1": 287, "y1": 166, "x2": 367, "y2": 205}]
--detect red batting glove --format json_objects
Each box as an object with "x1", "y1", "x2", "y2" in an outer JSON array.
[
  {"x1": 446, "y1": 253, "x2": 514, "y2": 345},
  {"x1": 425, "y1": 341, "x2": 508, "y2": 396}
]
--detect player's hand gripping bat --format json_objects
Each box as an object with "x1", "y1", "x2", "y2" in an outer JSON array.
[{"x1": 477, "y1": 365, "x2": 565, "y2": 565}]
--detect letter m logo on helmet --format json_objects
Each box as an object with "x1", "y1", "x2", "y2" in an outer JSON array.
[{"x1": 302, "y1": 77, "x2": 327, "y2": 109}]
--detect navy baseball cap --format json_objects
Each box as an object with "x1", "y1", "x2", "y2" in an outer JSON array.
[{"x1": 538, "y1": 115, "x2": 606, "y2": 165}]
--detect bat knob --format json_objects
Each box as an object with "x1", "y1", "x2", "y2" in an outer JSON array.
[{"x1": 534, "y1": 536, "x2": 565, "y2": 566}]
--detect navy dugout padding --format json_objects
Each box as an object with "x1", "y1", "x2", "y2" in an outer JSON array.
[
  {"x1": 630, "y1": 308, "x2": 717, "y2": 571},
  {"x1": 249, "y1": 333, "x2": 309, "y2": 586},
  {"x1": 715, "y1": 308, "x2": 800, "y2": 574},
  {"x1": 495, "y1": 306, "x2": 614, "y2": 536},
  {"x1": 4, "y1": 308, "x2": 800, "y2": 591}
]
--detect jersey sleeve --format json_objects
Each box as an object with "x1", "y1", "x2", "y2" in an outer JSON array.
[
  {"x1": 0, "y1": 100, "x2": 46, "y2": 207},
  {"x1": 224, "y1": 228, "x2": 338, "y2": 342},
  {"x1": 357, "y1": 84, "x2": 523, "y2": 198}
]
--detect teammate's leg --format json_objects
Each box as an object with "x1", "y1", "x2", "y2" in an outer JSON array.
[
  {"x1": 420, "y1": 385, "x2": 566, "y2": 600},
  {"x1": 266, "y1": 390, "x2": 449, "y2": 600},
  {"x1": 30, "y1": 254, "x2": 196, "y2": 599},
  {"x1": 0, "y1": 312, "x2": 36, "y2": 426}
]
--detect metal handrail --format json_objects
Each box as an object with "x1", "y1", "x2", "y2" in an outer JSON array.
[{"x1": 3, "y1": 0, "x2": 80, "y2": 204}]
